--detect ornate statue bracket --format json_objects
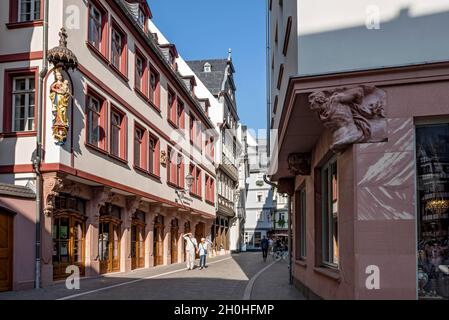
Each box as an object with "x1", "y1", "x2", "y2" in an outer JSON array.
[
  {"x1": 309, "y1": 85, "x2": 387, "y2": 151},
  {"x1": 47, "y1": 27, "x2": 78, "y2": 146},
  {"x1": 288, "y1": 153, "x2": 311, "y2": 176}
]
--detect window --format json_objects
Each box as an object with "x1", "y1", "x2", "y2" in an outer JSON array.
[
  {"x1": 87, "y1": 1, "x2": 107, "y2": 56},
  {"x1": 277, "y1": 64, "x2": 284, "y2": 90},
  {"x1": 295, "y1": 187, "x2": 306, "y2": 260},
  {"x1": 283, "y1": 16, "x2": 292, "y2": 56},
  {"x1": 195, "y1": 120, "x2": 202, "y2": 149},
  {"x1": 189, "y1": 165, "x2": 201, "y2": 198},
  {"x1": 137, "y1": 7, "x2": 146, "y2": 30},
  {"x1": 110, "y1": 107, "x2": 126, "y2": 159},
  {"x1": 203, "y1": 62, "x2": 211, "y2": 73},
  {"x1": 321, "y1": 157, "x2": 338, "y2": 267},
  {"x1": 177, "y1": 154, "x2": 184, "y2": 188},
  {"x1": 205, "y1": 175, "x2": 215, "y2": 204},
  {"x1": 416, "y1": 124, "x2": 449, "y2": 300},
  {"x1": 110, "y1": 21, "x2": 127, "y2": 76},
  {"x1": 189, "y1": 113, "x2": 195, "y2": 144},
  {"x1": 12, "y1": 75, "x2": 36, "y2": 132},
  {"x1": 134, "y1": 125, "x2": 146, "y2": 169},
  {"x1": 167, "y1": 89, "x2": 177, "y2": 126},
  {"x1": 177, "y1": 100, "x2": 185, "y2": 129},
  {"x1": 257, "y1": 192, "x2": 263, "y2": 203},
  {"x1": 86, "y1": 89, "x2": 106, "y2": 149},
  {"x1": 148, "y1": 135, "x2": 160, "y2": 176},
  {"x1": 167, "y1": 147, "x2": 183, "y2": 188},
  {"x1": 134, "y1": 51, "x2": 147, "y2": 94},
  {"x1": 149, "y1": 67, "x2": 160, "y2": 108},
  {"x1": 195, "y1": 168, "x2": 202, "y2": 197},
  {"x1": 18, "y1": 0, "x2": 41, "y2": 22}
]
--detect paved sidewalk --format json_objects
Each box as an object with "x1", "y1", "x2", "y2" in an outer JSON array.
[
  {"x1": 251, "y1": 259, "x2": 305, "y2": 300},
  {"x1": 0, "y1": 252, "x2": 305, "y2": 300}
]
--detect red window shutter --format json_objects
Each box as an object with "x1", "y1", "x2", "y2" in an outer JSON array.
[{"x1": 179, "y1": 156, "x2": 185, "y2": 188}]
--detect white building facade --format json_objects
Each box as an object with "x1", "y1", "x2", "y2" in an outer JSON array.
[{"x1": 0, "y1": 0, "x2": 218, "y2": 291}]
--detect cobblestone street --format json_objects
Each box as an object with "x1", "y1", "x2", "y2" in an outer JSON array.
[{"x1": 0, "y1": 252, "x2": 304, "y2": 300}]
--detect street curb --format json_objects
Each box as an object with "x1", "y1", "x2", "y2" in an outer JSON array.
[{"x1": 242, "y1": 260, "x2": 278, "y2": 300}]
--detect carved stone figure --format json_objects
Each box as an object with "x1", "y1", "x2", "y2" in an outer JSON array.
[
  {"x1": 287, "y1": 153, "x2": 311, "y2": 176},
  {"x1": 309, "y1": 85, "x2": 387, "y2": 150},
  {"x1": 50, "y1": 68, "x2": 71, "y2": 145}
]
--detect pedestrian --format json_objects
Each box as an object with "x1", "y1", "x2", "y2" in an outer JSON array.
[
  {"x1": 197, "y1": 238, "x2": 212, "y2": 270},
  {"x1": 268, "y1": 237, "x2": 274, "y2": 255},
  {"x1": 261, "y1": 236, "x2": 269, "y2": 262},
  {"x1": 183, "y1": 232, "x2": 197, "y2": 270}
]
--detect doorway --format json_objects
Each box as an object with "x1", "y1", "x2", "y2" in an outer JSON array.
[
  {"x1": 0, "y1": 211, "x2": 13, "y2": 292},
  {"x1": 99, "y1": 204, "x2": 122, "y2": 274},
  {"x1": 52, "y1": 194, "x2": 87, "y2": 280},
  {"x1": 131, "y1": 210, "x2": 146, "y2": 270},
  {"x1": 153, "y1": 215, "x2": 164, "y2": 266},
  {"x1": 171, "y1": 219, "x2": 179, "y2": 264}
]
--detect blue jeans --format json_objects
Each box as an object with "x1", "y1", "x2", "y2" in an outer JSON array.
[{"x1": 199, "y1": 255, "x2": 207, "y2": 268}]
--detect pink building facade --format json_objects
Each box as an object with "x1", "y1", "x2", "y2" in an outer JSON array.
[{"x1": 0, "y1": 0, "x2": 218, "y2": 291}]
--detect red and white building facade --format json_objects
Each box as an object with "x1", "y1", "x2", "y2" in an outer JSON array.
[{"x1": 0, "y1": 0, "x2": 218, "y2": 291}]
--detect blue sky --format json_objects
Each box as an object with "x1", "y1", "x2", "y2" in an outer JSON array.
[{"x1": 149, "y1": 0, "x2": 267, "y2": 130}]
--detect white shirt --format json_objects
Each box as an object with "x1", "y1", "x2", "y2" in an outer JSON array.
[
  {"x1": 198, "y1": 242, "x2": 208, "y2": 256},
  {"x1": 183, "y1": 235, "x2": 197, "y2": 252}
]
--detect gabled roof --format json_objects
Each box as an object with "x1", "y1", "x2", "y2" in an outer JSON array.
[{"x1": 186, "y1": 59, "x2": 229, "y2": 96}]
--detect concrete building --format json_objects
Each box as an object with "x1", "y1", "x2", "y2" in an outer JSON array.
[
  {"x1": 270, "y1": 190, "x2": 289, "y2": 240},
  {"x1": 0, "y1": 0, "x2": 218, "y2": 291},
  {"x1": 268, "y1": 0, "x2": 449, "y2": 299},
  {"x1": 187, "y1": 54, "x2": 242, "y2": 254}
]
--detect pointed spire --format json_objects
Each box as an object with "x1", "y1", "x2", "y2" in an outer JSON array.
[{"x1": 228, "y1": 48, "x2": 232, "y2": 61}]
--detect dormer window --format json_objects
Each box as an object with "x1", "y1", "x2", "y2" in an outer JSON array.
[
  {"x1": 204, "y1": 62, "x2": 211, "y2": 73},
  {"x1": 137, "y1": 8, "x2": 146, "y2": 30}
]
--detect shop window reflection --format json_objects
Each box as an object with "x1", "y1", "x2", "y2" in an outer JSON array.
[{"x1": 416, "y1": 124, "x2": 449, "y2": 300}]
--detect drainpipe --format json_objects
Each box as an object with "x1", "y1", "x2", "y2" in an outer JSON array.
[
  {"x1": 265, "y1": 0, "x2": 271, "y2": 156},
  {"x1": 34, "y1": 0, "x2": 49, "y2": 289},
  {"x1": 263, "y1": 175, "x2": 293, "y2": 284},
  {"x1": 287, "y1": 195, "x2": 293, "y2": 284}
]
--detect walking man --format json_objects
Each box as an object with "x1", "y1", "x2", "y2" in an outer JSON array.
[
  {"x1": 197, "y1": 238, "x2": 212, "y2": 270},
  {"x1": 261, "y1": 235, "x2": 269, "y2": 262},
  {"x1": 183, "y1": 232, "x2": 197, "y2": 270}
]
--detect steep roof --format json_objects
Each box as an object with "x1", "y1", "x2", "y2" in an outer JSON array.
[
  {"x1": 0, "y1": 182, "x2": 36, "y2": 199},
  {"x1": 186, "y1": 59, "x2": 228, "y2": 96}
]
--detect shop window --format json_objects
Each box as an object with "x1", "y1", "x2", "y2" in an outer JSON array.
[
  {"x1": 320, "y1": 157, "x2": 339, "y2": 267},
  {"x1": 295, "y1": 187, "x2": 306, "y2": 260},
  {"x1": 416, "y1": 124, "x2": 449, "y2": 300}
]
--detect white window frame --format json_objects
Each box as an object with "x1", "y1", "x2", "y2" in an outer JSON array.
[
  {"x1": 18, "y1": 0, "x2": 41, "y2": 22},
  {"x1": 12, "y1": 76, "x2": 35, "y2": 132},
  {"x1": 87, "y1": 95, "x2": 101, "y2": 146},
  {"x1": 88, "y1": 4, "x2": 102, "y2": 50}
]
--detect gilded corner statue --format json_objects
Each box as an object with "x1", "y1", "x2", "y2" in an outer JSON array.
[{"x1": 50, "y1": 68, "x2": 70, "y2": 145}]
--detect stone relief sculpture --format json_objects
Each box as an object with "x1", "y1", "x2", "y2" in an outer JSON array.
[
  {"x1": 50, "y1": 68, "x2": 71, "y2": 145},
  {"x1": 308, "y1": 85, "x2": 387, "y2": 150}
]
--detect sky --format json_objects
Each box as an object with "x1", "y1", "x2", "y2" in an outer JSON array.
[{"x1": 149, "y1": 0, "x2": 267, "y2": 131}]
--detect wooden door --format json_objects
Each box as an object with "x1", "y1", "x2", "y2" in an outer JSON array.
[
  {"x1": 153, "y1": 225, "x2": 164, "y2": 266},
  {"x1": 131, "y1": 224, "x2": 145, "y2": 270},
  {"x1": 171, "y1": 226, "x2": 178, "y2": 264},
  {"x1": 0, "y1": 212, "x2": 13, "y2": 292},
  {"x1": 99, "y1": 220, "x2": 121, "y2": 274}
]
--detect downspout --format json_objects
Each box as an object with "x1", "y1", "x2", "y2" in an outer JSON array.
[
  {"x1": 266, "y1": 0, "x2": 271, "y2": 156},
  {"x1": 34, "y1": 0, "x2": 49, "y2": 289},
  {"x1": 263, "y1": 175, "x2": 293, "y2": 285}
]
